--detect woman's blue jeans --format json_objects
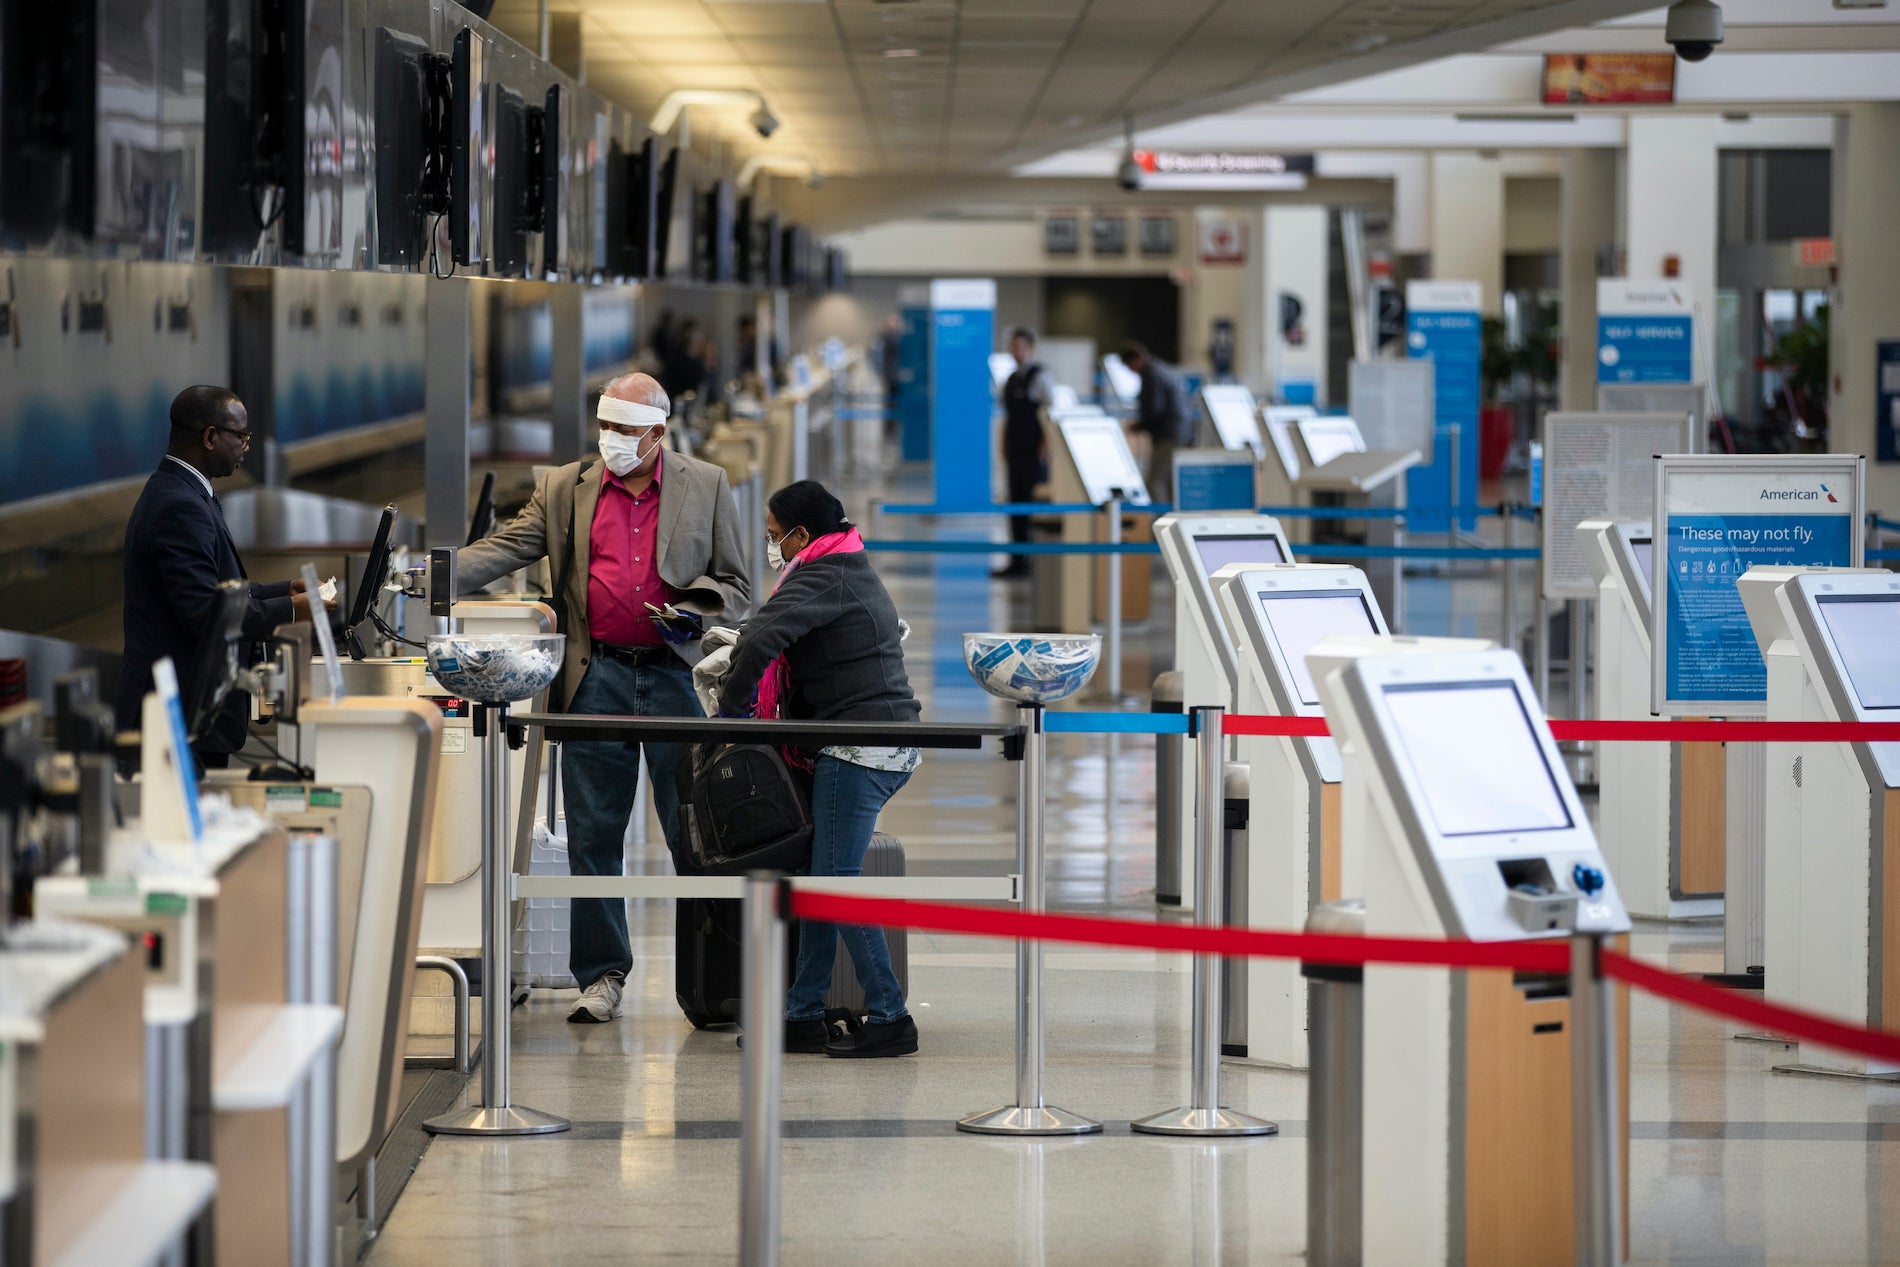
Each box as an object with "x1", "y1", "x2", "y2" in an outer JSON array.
[{"x1": 786, "y1": 755, "x2": 911, "y2": 1025}]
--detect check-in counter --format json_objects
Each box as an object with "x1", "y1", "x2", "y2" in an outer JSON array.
[
  {"x1": 37, "y1": 812, "x2": 341, "y2": 1267},
  {"x1": 1, "y1": 919, "x2": 216, "y2": 1267}
]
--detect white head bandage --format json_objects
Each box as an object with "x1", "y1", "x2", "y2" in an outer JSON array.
[{"x1": 597, "y1": 396, "x2": 669, "y2": 428}]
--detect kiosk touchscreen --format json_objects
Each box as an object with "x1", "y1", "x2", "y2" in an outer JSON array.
[
  {"x1": 1296, "y1": 416, "x2": 1365, "y2": 470},
  {"x1": 1101, "y1": 353, "x2": 1142, "y2": 407},
  {"x1": 1212, "y1": 564, "x2": 1388, "y2": 1067},
  {"x1": 1152, "y1": 516, "x2": 1294, "y2": 923},
  {"x1": 1323, "y1": 646, "x2": 1629, "y2": 1266},
  {"x1": 1772, "y1": 571, "x2": 1900, "y2": 1074},
  {"x1": 1200, "y1": 384, "x2": 1265, "y2": 456},
  {"x1": 1054, "y1": 413, "x2": 1150, "y2": 506},
  {"x1": 1580, "y1": 520, "x2": 1718, "y2": 920}
]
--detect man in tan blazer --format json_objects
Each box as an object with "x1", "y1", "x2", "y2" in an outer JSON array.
[{"x1": 459, "y1": 371, "x2": 749, "y2": 1022}]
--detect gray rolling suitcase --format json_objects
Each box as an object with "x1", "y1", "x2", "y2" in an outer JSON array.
[{"x1": 823, "y1": 832, "x2": 910, "y2": 1016}]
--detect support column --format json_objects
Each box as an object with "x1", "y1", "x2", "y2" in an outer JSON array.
[
  {"x1": 1829, "y1": 103, "x2": 1900, "y2": 511},
  {"x1": 1428, "y1": 153, "x2": 1504, "y2": 316},
  {"x1": 1624, "y1": 115, "x2": 1718, "y2": 369},
  {"x1": 1263, "y1": 205, "x2": 1329, "y2": 405},
  {"x1": 1560, "y1": 149, "x2": 1618, "y2": 412},
  {"x1": 425, "y1": 279, "x2": 472, "y2": 549},
  {"x1": 550, "y1": 284, "x2": 587, "y2": 464}
]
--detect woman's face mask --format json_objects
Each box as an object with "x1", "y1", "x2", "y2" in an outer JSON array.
[
  {"x1": 766, "y1": 526, "x2": 801, "y2": 571},
  {"x1": 598, "y1": 424, "x2": 659, "y2": 477}
]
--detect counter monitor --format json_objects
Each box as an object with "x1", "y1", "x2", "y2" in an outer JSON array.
[
  {"x1": 1383, "y1": 681, "x2": 1573, "y2": 839},
  {"x1": 1260, "y1": 592, "x2": 1379, "y2": 706}
]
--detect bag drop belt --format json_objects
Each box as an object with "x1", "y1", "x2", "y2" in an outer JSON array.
[{"x1": 591, "y1": 640, "x2": 673, "y2": 665}]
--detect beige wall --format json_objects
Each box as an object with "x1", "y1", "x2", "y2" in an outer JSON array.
[{"x1": 1504, "y1": 176, "x2": 1563, "y2": 255}]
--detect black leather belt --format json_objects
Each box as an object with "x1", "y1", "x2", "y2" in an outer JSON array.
[{"x1": 591, "y1": 640, "x2": 672, "y2": 665}]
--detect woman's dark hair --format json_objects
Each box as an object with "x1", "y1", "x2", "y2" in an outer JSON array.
[{"x1": 768, "y1": 480, "x2": 852, "y2": 539}]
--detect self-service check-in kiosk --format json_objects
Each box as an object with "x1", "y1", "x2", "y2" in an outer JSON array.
[
  {"x1": 1200, "y1": 384, "x2": 1267, "y2": 458},
  {"x1": 1763, "y1": 570, "x2": 1900, "y2": 1076},
  {"x1": 1258, "y1": 405, "x2": 1318, "y2": 535},
  {"x1": 1286, "y1": 416, "x2": 1421, "y2": 627},
  {"x1": 1315, "y1": 644, "x2": 1630, "y2": 1266},
  {"x1": 1154, "y1": 515, "x2": 1294, "y2": 912},
  {"x1": 1213, "y1": 565, "x2": 1389, "y2": 1067},
  {"x1": 1580, "y1": 519, "x2": 1722, "y2": 920},
  {"x1": 1045, "y1": 409, "x2": 1153, "y2": 635}
]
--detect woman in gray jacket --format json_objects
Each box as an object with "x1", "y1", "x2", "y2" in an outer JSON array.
[{"x1": 717, "y1": 480, "x2": 921, "y2": 1058}]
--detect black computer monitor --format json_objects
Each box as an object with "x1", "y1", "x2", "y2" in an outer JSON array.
[
  {"x1": 1, "y1": 5, "x2": 97, "y2": 247},
  {"x1": 201, "y1": 0, "x2": 307, "y2": 256},
  {"x1": 536, "y1": 84, "x2": 560, "y2": 276},
  {"x1": 448, "y1": 26, "x2": 483, "y2": 267},
  {"x1": 371, "y1": 28, "x2": 436, "y2": 267},
  {"x1": 466, "y1": 473, "x2": 495, "y2": 546},
  {"x1": 629, "y1": 136, "x2": 659, "y2": 278},
  {"x1": 346, "y1": 505, "x2": 400, "y2": 660},
  {"x1": 490, "y1": 84, "x2": 528, "y2": 275},
  {"x1": 735, "y1": 194, "x2": 755, "y2": 285},
  {"x1": 700, "y1": 180, "x2": 735, "y2": 283},
  {"x1": 186, "y1": 581, "x2": 253, "y2": 741},
  {"x1": 654, "y1": 145, "x2": 681, "y2": 278}
]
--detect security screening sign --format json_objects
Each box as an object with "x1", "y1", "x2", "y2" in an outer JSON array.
[
  {"x1": 1598, "y1": 280, "x2": 1693, "y2": 385},
  {"x1": 1651, "y1": 455, "x2": 1864, "y2": 715}
]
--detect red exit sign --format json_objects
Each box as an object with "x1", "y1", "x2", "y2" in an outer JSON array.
[{"x1": 1794, "y1": 238, "x2": 1835, "y2": 267}]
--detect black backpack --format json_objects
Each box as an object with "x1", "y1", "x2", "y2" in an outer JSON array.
[{"x1": 676, "y1": 742, "x2": 814, "y2": 875}]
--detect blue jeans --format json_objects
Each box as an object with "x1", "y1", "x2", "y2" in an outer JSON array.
[
  {"x1": 787, "y1": 756, "x2": 911, "y2": 1025},
  {"x1": 563, "y1": 654, "x2": 700, "y2": 988}
]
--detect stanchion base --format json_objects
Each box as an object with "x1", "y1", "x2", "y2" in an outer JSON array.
[
  {"x1": 956, "y1": 1105, "x2": 1103, "y2": 1136},
  {"x1": 423, "y1": 1105, "x2": 572, "y2": 1137},
  {"x1": 1130, "y1": 1107, "x2": 1278, "y2": 1138}
]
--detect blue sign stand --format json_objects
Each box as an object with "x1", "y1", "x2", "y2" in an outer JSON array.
[
  {"x1": 1596, "y1": 280, "x2": 1694, "y2": 385},
  {"x1": 1654, "y1": 456, "x2": 1864, "y2": 713},
  {"x1": 929, "y1": 280, "x2": 995, "y2": 509},
  {"x1": 1405, "y1": 281, "x2": 1482, "y2": 532},
  {"x1": 897, "y1": 297, "x2": 931, "y2": 462}
]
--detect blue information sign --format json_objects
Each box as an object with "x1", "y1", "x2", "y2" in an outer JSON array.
[
  {"x1": 1877, "y1": 340, "x2": 1900, "y2": 464},
  {"x1": 1596, "y1": 280, "x2": 1694, "y2": 385},
  {"x1": 1404, "y1": 281, "x2": 1482, "y2": 532},
  {"x1": 1174, "y1": 456, "x2": 1256, "y2": 512},
  {"x1": 928, "y1": 279, "x2": 996, "y2": 508},
  {"x1": 1655, "y1": 458, "x2": 1862, "y2": 713}
]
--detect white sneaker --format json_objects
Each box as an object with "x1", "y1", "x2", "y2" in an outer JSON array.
[{"x1": 567, "y1": 972, "x2": 624, "y2": 1024}]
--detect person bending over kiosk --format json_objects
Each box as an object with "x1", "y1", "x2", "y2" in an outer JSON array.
[
  {"x1": 717, "y1": 481, "x2": 921, "y2": 1058},
  {"x1": 996, "y1": 326, "x2": 1053, "y2": 580},
  {"x1": 1121, "y1": 341, "x2": 1191, "y2": 497},
  {"x1": 115, "y1": 385, "x2": 333, "y2": 768},
  {"x1": 457, "y1": 372, "x2": 751, "y2": 1024}
]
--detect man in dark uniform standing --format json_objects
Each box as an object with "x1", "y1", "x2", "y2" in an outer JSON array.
[
  {"x1": 996, "y1": 326, "x2": 1053, "y2": 580},
  {"x1": 115, "y1": 385, "x2": 330, "y2": 767}
]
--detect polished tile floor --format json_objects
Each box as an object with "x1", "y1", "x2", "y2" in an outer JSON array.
[{"x1": 368, "y1": 497, "x2": 1900, "y2": 1267}]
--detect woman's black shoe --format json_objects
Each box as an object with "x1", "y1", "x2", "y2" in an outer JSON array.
[{"x1": 824, "y1": 1014, "x2": 919, "y2": 1058}]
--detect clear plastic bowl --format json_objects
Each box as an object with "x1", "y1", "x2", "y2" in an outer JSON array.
[
  {"x1": 962, "y1": 633, "x2": 1102, "y2": 705},
  {"x1": 426, "y1": 633, "x2": 567, "y2": 704}
]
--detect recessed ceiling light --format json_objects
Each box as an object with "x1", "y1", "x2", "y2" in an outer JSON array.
[{"x1": 883, "y1": 47, "x2": 920, "y2": 58}]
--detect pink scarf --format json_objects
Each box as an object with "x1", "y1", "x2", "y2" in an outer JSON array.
[{"x1": 753, "y1": 527, "x2": 865, "y2": 732}]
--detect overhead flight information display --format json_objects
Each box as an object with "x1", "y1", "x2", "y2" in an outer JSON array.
[
  {"x1": 1383, "y1": 682, "x2": 1572, "y2": 839},
  {"x1": 1818, "y1": 598, "x2": 1900, "y2": 709},
  {"x1": 1259, "y1": 592, "x2": 1378, "y2": 705}
]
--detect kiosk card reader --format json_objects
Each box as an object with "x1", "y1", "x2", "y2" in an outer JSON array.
[
  {"x1": 1213, "y1": 564, "x2": 1388, "y2": 1066},
  {"x1": 1317, "y1": 645, "x2": 1630, "y2": 1266},
  {"x1": 1153, "y1": 515, "x2": 1293, "y2": 914},
  {"x1": 1581, "y1": 519, "x2": 1720, "y2": 920},
  {"x1": 1768, "y1": 570, "x2": 1900, "y2": 1075}
]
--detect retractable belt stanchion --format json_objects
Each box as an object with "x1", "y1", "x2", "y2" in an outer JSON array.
[
  {"x1": 959, "y1": 703, "x2": 1103, "y2": 1136},
  {"x1": 739, "y1": 874, "x2": 786, "y2": 1267},
  {"x1": 1106, "y1": 496, "x2": 1123, "y2": 701},
  {"x1": 426, "y1": 701, "x2": 571, "y2": 1137},
  {"x1": 1502, "y1": 504, "x2": 1520, "y2": 655},
  {"x1": 1570, "y1": 933, "x2": 1622, "y2": 1267},
  {"x1": 1133, "y1": 706, "x2": 1277, "y2": 1138}
]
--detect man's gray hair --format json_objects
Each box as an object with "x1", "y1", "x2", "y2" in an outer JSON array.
[{"x1": 602, "y1": 371, "x2": 671, "y2": 416}]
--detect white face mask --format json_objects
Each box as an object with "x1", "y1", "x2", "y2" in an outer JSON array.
[
  {"x1": 766, "y1": 528, "x2": 797, "y2": 572},
  {"x1": 597, "y1": 425, "x2": 658, "y2": 477}
]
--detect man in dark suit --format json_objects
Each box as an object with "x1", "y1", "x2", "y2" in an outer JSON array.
[{"x1": 115, "y1": 385, "x2": 328, "y2": 767}]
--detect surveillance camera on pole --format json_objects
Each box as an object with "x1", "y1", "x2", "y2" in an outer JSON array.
[
  {"x1": 750, "y1": 104, "x2": 780, "y2": 139},
  {"x1": 1118, "y1": 153, "x2": 1144, "y2": 192},
  {"x1": 1665, "y1": 0, "x2": 1724, "y2": 62}
]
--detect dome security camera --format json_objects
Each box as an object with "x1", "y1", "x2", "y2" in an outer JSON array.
[
  {"x1": 750, "y1": 105, "x2": 780, "y2": 139},
  {"x1": 1117, "y1": 153, "x2": 1144, "y2": 192},
  {"x1": 1665, "y1": 0, "x2": 1724, "y2": 62}
]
